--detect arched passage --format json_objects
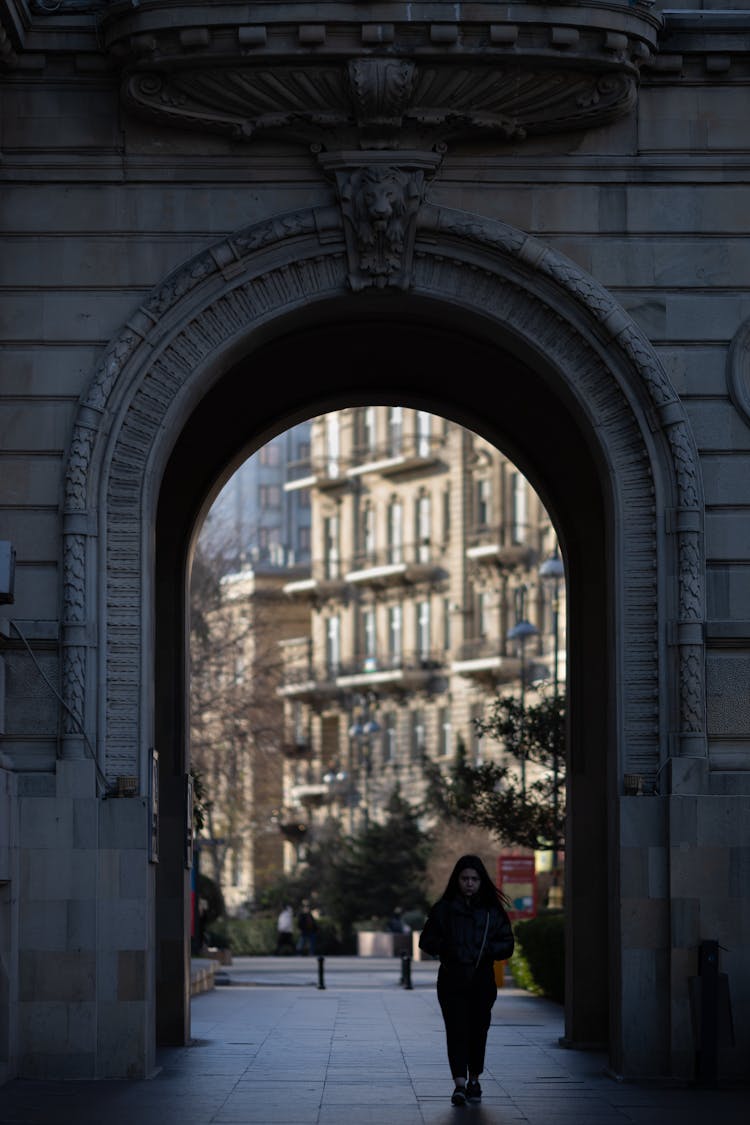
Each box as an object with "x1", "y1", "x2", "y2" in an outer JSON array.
[{"x1": 63, "y1": 204, "x2": 705, "y2": 1079}]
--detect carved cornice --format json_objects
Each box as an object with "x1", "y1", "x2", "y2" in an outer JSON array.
[{"x1": 97, "y1": 1, "x2": 661, "y2": 148}]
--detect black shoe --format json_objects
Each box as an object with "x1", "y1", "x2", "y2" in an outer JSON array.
[
  {"x1": 466, "y1": 1079, "x2": 482, "y2": 1103},
  {"x1": 451, "y1": 1086, "x2": 467, "y2": 1106}
]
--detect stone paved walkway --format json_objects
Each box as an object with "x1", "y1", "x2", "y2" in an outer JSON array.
[{"x1": 1, "y1": 957, "x2": 747, "y2": 1124}]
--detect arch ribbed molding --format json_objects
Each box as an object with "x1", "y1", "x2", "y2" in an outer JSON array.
[{"x1": 62, "y1": 203, "x2": 706, "y2": 785}]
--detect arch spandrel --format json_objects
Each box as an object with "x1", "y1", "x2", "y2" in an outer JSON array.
[{"x1": 62, "y1": 201, "x2": 705, "y2": 787}]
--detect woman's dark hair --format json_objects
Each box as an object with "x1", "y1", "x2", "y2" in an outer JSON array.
[{"x1": 441, "y1": 853, "x2": 512, "y2": 910}]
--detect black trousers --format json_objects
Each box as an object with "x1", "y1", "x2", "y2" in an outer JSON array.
[{"x1": 437, "y1": 963, "x2": 497, "y2": 1079}]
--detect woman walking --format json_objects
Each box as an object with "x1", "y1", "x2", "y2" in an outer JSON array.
[{"x1": 419, "y1": 854, "x2": 514, "y2": 1106}]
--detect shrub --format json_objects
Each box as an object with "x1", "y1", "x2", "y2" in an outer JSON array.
[
  {"x1": 510, "y1": 912, "x2": 564, "y2": 1003},
  {"x1": 214, "y1": 914, "x2": 348, "y2": 955}
]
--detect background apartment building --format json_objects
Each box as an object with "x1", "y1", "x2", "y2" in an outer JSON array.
[
  {"x1": 190, "y1": 564, "x2": 310, "y2": 912},
  {"x1": 277, "y1": 408, "x2": 565, "y2": 865}
]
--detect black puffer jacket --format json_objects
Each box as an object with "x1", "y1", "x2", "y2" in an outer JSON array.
[{"x1": 419, "y1": 895, "x2": 514, "y2": 967}]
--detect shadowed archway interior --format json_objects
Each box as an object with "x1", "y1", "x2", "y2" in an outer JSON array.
[{"x1": 155, "y1": 317, "x2": 610, "y2": 1056}]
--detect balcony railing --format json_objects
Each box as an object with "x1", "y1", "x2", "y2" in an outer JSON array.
[
  {"x1": 278, "y1": 662, "x2": 339, "y2": 701},
  {"x1": 283, "y1": 560, "x2": 349, "y2": 600},
  {"x1": 284, "y1": 457, "x2": 349, "y2": 491},
  {"x1": 345, "y1": 544, "x2": 444, "y2": 587},
  {"x1": 346, "y1": 435, "x2": 445, "y2": 477},
  {"x1": 336, "y1": 650, "x2": 443, "y2": 692},
  {"x1": 451, "y1": 638, "x2": 522, "y2": 683},
  {"x1": 281, "y1": 739, "x2": 313, "y2": 759},
  {"x1": 465, "y1": 525, "x2": 535, "y2": 568}
]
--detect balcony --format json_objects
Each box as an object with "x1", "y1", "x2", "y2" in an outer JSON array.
[
  {"x1": 289, "y1": 782, "x2": 330, "y2": 806},
  {"x1": 345, "y1": 545, "x2": 445, "y2": 589},
  {"x1": 279, "y1": 637, "x2": 340, "y2": 703},
  {"x1": 451, "y1": 639, "x2": 522, "y2": 684},
  {"x1": 283, "y1": 561, "x2": 349, "y2": 603},
  {"x1": 346, "y1": 436, "x2": 445, "y2": 479},
  {"x1": 466, "y1": 527, "x2": 535, "y2": 570},
  {"x1": 281, "y1": 739, "x2": 312, "y2": 760},
  {"x1": 276, "y1": 808, "x2": 309, "y2": 842},
  {"x1": 284, "y1": 458, "x2": 349, "y2": 494},
  {"x1": 278, "y1": 664, "x2": 340, "y2": 704},
  {"x1": 101, "y1": 3, "x2": 662, "y2": 152},
  {"x1": 336, "y1": 650, "x2": 443, "y2": 693}
]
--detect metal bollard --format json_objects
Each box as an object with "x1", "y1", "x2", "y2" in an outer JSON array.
[
  {"x1": 317, "y1": 955, "x2": 326, "y2": 990},
  {"x1": 401, "y1": 952, "x2": 413, "y2": 990}
]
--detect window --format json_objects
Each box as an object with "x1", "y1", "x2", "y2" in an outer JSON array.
[
  {"x1": 411, "y1": 709, "x2": 426, "y2": 761},
  {"x1": 442, "y1": 488, "x2": 451, "y2": 541},
  {"x1": 476, "y1": 478, "x2": 491, "y2": 527},
  {"x1": 297, "y1": 525, "x2": 311, "y2": 554},
  {"x1": 297, "y1": 488, "x2": 311, "y2": 509},
  {"x1": 362, "y1": 406, "x2": 377, "y2": 455},
  {"x1": 443, "y1": 597, "x2": 452, "y2": 651},
  {"x1": 326, "y1": 615, "x2": 341, "y2": 675},
  {"x1": 297, "y1": 440, "x2": 311, "y2": 462},
  {"x1": 416, "y1": 411, "x2": 432, "y2": 457},
  {"x1": 326, "y1": 414, "x2": 340, "y2": 478},
  {"x1": 323, "y1": 514, "x2": 340, "y2": 579},
  {"x1": 292, "y1": 702, "x2": 305, "y2": 744},
  {"x1": 513, "y1": 473, "x2": 528, "y2": 543},
  {"x1": 438, "y1": 707, "x2": 452, "y2": 759},
  {"x1": 259, "y1": 442, "x2": 281, "y2": 466},
  {"x1": 416, "y1": 600, "x2": 431, "y2": 661},
  {"x1": 362, "y1": 608, "x2": 377, "y2": 668},
  {"x1": 383, "y1": 712, "x2": 398, "y2": 764},
  {"x1": 415, "y1": 493, "x2": 431, "y2": 562},
  {"x1": 470, "y1": 703, "x2": 484, "y2": 764},
  {"x1": 259, "y1": 484, "x2": 281, "y2": 509},
  {"x1": 387, "y1": 499, "x2": 403, "y2": 564},
  {"x1": 477, "y1": 591, "x2": 491, "y2": 638},
  {"x1": 388, "y1": 604, "x2": 402, "y2": 664},
  {"x1": 362, "y1": 505, "x2": 376, "y2": 562},
  {"x1": 388, "y1": 406, "x2": 403, "y2": 456}
]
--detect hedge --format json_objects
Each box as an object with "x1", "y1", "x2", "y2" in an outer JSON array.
[
  {"x1": 207, "y1": 914, "x2": 346, "y2": 955},
  {"x1": 510, "y1": 912, "x2": 564, "y2": 1003}
]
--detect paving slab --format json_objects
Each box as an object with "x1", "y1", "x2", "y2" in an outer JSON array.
[{"x1": 0, "y1": 956, "x2": 747, "y2": 1124}]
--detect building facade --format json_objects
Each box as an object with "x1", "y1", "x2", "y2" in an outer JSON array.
[
  {"x1": 278, "y1": 408, "x2": 563, "y2": 859},
  {"x1": 203, "y1": 422, "x2": 312, "y2": 574},
  {"x1": 190, "y1": 564, "x2": 310, "y2": 915},
  {"x1": 1, "y1": 0, "x2": 750, "y2": 1088}
]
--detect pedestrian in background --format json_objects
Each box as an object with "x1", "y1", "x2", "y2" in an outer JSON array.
[
  {"x1": 275, "y1": 904, "x2": 295, "y2": 955},
  {"x1": 296, "y1": 902, "x2": 318, "y2": 955},
  {"x1": 419, "y1": 854, "x2": 514, "y2": 1106}
]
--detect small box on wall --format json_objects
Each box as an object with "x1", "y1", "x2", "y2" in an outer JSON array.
[{"x1": 0, "y1": 542, "x2": 15, "y2": 605}]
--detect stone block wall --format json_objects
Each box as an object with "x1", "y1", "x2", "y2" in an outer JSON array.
[{"x1": 0, "y1": 0, "x2": 749, "y2": 1084}]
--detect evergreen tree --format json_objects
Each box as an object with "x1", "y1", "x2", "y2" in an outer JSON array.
[
  {"x1": 321, "y1": 788, "x2": 431, "y2": 932},
  {"x1": 423, "y1": 693, "x2": 566, "y2": 854}
]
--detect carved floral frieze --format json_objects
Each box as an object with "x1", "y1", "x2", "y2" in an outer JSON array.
[{"x1": 98, "y1": 0, "x2": 662, "y2": 149}]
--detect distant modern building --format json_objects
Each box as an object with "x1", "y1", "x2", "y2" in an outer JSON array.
[
  {"x1": 203, "y1": 423, "x2": 312, "y2": 572},
  {"x1": 277, "y1": 408, "x2": 564, "y2": 861}
]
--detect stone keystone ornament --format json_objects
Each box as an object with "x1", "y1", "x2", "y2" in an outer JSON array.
[{"x1": 336, "y1": 164, "x2": 425, "y2": 291}]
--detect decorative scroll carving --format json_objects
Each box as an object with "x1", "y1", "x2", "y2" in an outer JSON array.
[
  {"x1": 120, "y1": 63, "x2": 639, "y2": 149},
  {"x1": 347, "y1": 58, "x2": 416, "y2": 129},
  {"x1": 726, "y1": 316, "x2": 750, "y2": 429},
  {"x1": 338, "y1": 166, "x2": 424, "y2": 290}
]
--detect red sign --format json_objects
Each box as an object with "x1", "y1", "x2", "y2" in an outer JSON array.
[{"x1": 497, "y1": 853, "x2": 537, "y2": 920}]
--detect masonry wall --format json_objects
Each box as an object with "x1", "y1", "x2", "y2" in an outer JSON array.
[{"x1": 1, "y1": 1, "x2": 749, "y2": 1082}]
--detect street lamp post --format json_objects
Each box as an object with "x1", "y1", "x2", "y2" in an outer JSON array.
[
  {"x1": 539, "y1": 550, "x2": 565, "y2": 901},
  {"x1": 506, "y1": 586, "x2": 539, "y2": 798},
  {"x1": 348, "y1": 693, "x2": 381, "y2": 829}
]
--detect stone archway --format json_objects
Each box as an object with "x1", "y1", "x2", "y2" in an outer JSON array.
[{"x1": 63, "y1": 202, "x2": 704, "y2": 1078}]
